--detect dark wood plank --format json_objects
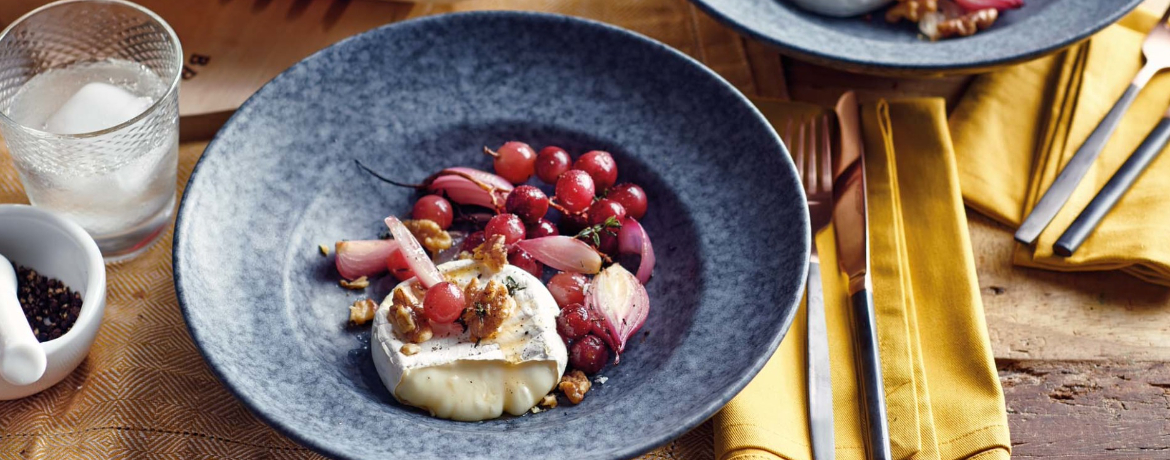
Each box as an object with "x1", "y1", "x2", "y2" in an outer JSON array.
[{"x1": 999, "y1": 360, "x2": 1170, "y2": 458}]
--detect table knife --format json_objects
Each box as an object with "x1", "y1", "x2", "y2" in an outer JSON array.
[
  {"x1": 832, "y1": 93, "x2": 892, "y2": 460},
  {"x1": 1054, "y1": 110, "x2": 1170, "y2": 256},
  {"x1": 1016, "y1": 9, "x2": 1170, "y2": 245}
]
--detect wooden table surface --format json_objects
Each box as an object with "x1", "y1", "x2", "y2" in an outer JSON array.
[
  {"x1": 161, "y1": 1, "x2": 1170, "y2": 458},
  {"x1": 4, "y1": 0, "x2": 1169, "y2": 458}
]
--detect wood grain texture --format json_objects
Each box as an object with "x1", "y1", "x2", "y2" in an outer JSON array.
[
  {"x1": 970, "y1": 213, "x2": 1170, "y2": 361},
  {"x1": 999, "y1": 359, "x2": 1170, "y2": 459}
]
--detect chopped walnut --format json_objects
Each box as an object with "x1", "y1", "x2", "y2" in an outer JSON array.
[
  {"x1": 347, "y1": 299, "x2": 377, "y2": 326},
  {"x1": 403, "y1": 219, "x2": 453, "y2": 254},
  {"x1": 935, "y1": 8, "x2": 997, "y2": 39},
  {"x1": 339, "y1": 276, "x2": 369, "y2": 290},
  {"x1": 400, "y1": 343, "x2": 421, "y2": 356},
  {"x1": 472, "y1": 234, "x2": 508, "y2": 273},
  {"x1": 388, "y1": 287, "x2": 433, "y2": 343},
  {"x1": 885, "y1": 0, "x2": 936, "y2": 23},
  {"x1": 539, "y1": 394, "x2": 558, "y2": 409},
  {"x1": 558, "y1": 370, "x2": 591, "y2": 405},
  {"x1": 461, "y1": 279, "x2": 514, "y2": 341}
]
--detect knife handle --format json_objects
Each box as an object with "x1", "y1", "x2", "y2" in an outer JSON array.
[
  {"x1": 851, "y1": 289, "x2": 891, "y2": 460},
  {"x1": 1015, "y1": 82, "x2": 1145, "y2": 245},
  {"x1": 1054, "y1": 116, "x2": 1170, "y2": 257}
]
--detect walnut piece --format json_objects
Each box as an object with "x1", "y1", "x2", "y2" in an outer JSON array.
[
  {"x1": 339, "y1": 276, "x2": 369, "y2": 290},
  {"x1": 403, "y1": 219, "x2": 453, "y2": 254},
  {"x1": 539, "y1": 394, "x2": 558, "y2": 409},
  {"x1": 885, "y1": 0, "x2": 936, "y2": 23},
  {"x1": 347, "y1": 299, "x2": 377, "y2": 326},
  {"x1": 472, "y1": 234, "x2": 508, "y2": 273},
  {"x1": 388, "y1": 287, "x2": 433, "y2": 343},
  {"x1": 558, "y1": 370, "x2": 591, "y2": 405},
  {"x1": 461, "y1": 279, "x2": 514, "y2": 341},
  {"x1": 935, "y1": 8, "x2": 997, "y2": 39},
  {"x1": 400, "y1": 343, "x2": 421, "y2": 356}
]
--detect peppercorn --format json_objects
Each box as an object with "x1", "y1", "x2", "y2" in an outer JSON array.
[{"x1": 13, "y1": 262, "x2": 83, "y2": 342}]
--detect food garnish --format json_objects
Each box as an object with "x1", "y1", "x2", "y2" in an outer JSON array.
[
  {"x1": 348, "y1": 299, "x2": 377, "y2": 326},
  {"x1": 335, "y1": 239, "x2": 398, "y2": 280},
  {"x1": 461, "y1": 279, "x2": 514, "y2": 341},
  {"x1": 617, "y1": 217, "x2": 656, "y2": 284},
  {"x1": 515, "y1": 236, "x2": 602, "y2": 274},
  {"x1": 885, "y1": 0, "x2": 1016, "y2": 40},
  {"x1": 388, "y1": 287, "x2": 433, "y2": 344},
  {"x1": 483, "y1": 142, "x2": 537, "y2": 184},
  {"x1": 402, "y1": 218, "x2": 453, "y2": 254},
  {"x1": 559, "y1": 370, "x2": 592, "y2": 405},
  {"x1": 586, "y1": 264, "x2": 649, "y2": 362},
  {"x1": 339, "y1": 276, "x2": 370, "y2": 290},
  {"x1": 340, "y1": 140, "x2": 658, "y2": 419},
  {"x1": 472, "y1": 234, "x2": 508, "y2": 272},
  {"x1": 385, "y1": 216, "x2": 443, "y2": 288}
]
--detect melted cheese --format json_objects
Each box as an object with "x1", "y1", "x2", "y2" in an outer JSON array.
[{"x1": 371, "y1": 260, "x2": 567, "y2": 421}]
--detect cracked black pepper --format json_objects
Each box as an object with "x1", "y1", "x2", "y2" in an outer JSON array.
[{"x1": 14, "y1": 263, "x2": 83, "y2": 342}]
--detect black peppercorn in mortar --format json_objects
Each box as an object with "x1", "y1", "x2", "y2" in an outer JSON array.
[{"x1": 13, "y1": 263, "x2": 83, "y2": 342}]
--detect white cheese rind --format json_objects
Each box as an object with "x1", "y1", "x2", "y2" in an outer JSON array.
[{"x1": 371, "y1": 260, "x2": 567, "y2": 421}]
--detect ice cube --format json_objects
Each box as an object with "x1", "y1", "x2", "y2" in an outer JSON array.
[{"x1": 42, "y1": 82, "x2": 153, "y2": 135}]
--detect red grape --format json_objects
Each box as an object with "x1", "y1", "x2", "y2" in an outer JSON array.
[
  {"x1": 556, "y1": 304, "x2": 592, "y2": 340},
  {"x1": 558, "y1": 211, "x2": 590, "y2": 235},
  {"x1": 526, "y1": 218, "x2": 559, "y2": 238},
  {"x1": 462, "y1": 231, "x2": 486, "y2": 252},
  {"x1": 423, "y1": 282, "x2": 465, "y2": 323},
  {"x1": 555, "y1": 170, "x2": 595, "y2": 214},
  {"x1": 504, "y1": 185, "x2": 549, "y2": 224},
  {"x1": 386, "y1": 249, "x2": 417, "y2": 281},
  {"x1": 508, "y1": 246, "x2": 543, "y2": 278},
  {"x1": 574, "y1": 151, "x2": 617, "y2": 191},
  {"x1": 588, "y1": 199, "x2": 627, "y2": 226},
  {"x1": 412, "y1": 195, "x2": 454, "y2": 229},
  {"x1": 485, "y1": 213, "x2": 526, "y2": 245},
  {"x1": 597, "y1": 232, "x2": 619, "y2": 256},
  {"x1": 488, "y1": 141, "x2": 537, "y2": 184},
  {"x1": 535, "y1": 146, "x2": 572, "y2": 184},
  {"x1": 570, "y1": 335, "x2": 609, "y2": 374},
  {"x1": 548, "y1": 272, "x2": 588, "y2": 309},
  {"x1": 607, "y1": 183, "x2": 647, "y2": 220}
]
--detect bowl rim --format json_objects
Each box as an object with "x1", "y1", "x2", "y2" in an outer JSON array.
[
  {"x1": 687, "y1": 0, "x2": 1144, "y2": 74},
  {"x1": 0, "y1": 204, "x2": 106, "y2": 356},
  {"x1": 173, "y1": 10, "x2": 807, "y2": 459}
]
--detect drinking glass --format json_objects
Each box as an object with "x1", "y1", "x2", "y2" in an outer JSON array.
[{"x1": 0, "y1": 0, "x2": 182, "y2": 262}]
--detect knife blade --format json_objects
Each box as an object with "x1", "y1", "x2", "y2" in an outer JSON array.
[{"x1": 832, "y1": 92, "x2": 892, "y2": 460}]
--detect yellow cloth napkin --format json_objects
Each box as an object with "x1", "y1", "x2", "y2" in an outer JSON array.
[
  {"x1": 951, "y1": 10, "x2": 1170, "y2": 285},
  {"x1": 714, "y1": 99, "x2": 1010, "y2": 460}
]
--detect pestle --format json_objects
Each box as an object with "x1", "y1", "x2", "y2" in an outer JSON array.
[{"x1": 0, "y1": 254, "x2": 46, "y2": 386}]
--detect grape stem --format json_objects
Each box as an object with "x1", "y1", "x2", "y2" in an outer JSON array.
[
  {"x1": 482, "y1": 146, "x2": 501, "y2": 159},
  {"x1": 354, "y1": 159, "x2": 423, "y2": 188}
]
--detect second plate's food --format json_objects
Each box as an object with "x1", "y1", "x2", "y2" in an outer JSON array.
[
  {"x1": 789, "y1": 0, "x2": 1024, "y2": 40},
  {"x1": 332, "y1": 141, "x2": 657, "y2": 421}
]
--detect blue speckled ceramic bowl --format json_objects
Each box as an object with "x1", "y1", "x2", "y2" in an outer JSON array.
[
  {"x1": 689, "y1": 0, "x2": 1141, "y2": 75},
  {"x1": 174, "y1": 11, "x2": 808, "y2": 460}
]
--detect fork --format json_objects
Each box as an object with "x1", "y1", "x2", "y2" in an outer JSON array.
[
  {"x1": 784, "y1": 114, "x2": 835, "y2": 460},
  {"x1": 1015, "y1": 5, "x2": 1170, "y2": 245}
]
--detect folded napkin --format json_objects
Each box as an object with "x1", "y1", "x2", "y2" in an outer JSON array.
[
  {"x1": 714, "y1": 99, "x2": 1010, "y2": 460},
  {"x1": 951, "y1": 10, "x2": 1170, "y2": 285}
]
